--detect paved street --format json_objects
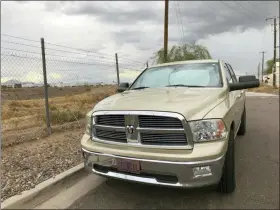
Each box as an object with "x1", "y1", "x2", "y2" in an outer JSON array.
[{"x1": 70, "y1": 96, "x2": 279, "y2": 209}]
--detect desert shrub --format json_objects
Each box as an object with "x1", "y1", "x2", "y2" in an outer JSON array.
[
  {"x1": 49, "y1": 105, "x2": 58, "y2": 111},
  {"x1": 47, "y1": 109, "x2": 85, "y2": 124},
  {"x1": 9, "y1": 101, "x2": 22, "y2": 107}
]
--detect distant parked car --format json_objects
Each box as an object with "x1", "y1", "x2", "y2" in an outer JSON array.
[{"x1": 14, "y1": 83, "x2": 22, "y2": 88}]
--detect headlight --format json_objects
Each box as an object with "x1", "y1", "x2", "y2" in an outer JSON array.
[
  {"x1": 85, "y1": 111, "x2": 94, "y2": 135},
  {"x1": 189, "y1": 119, "x2": 228, "y2": 142}
]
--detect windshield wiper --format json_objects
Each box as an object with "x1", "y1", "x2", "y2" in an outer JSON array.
[
  {"x1": 166, "y1": 84, "x2": 206, "y2": 88},
  {"x1": 131, "y1": 86, "x2": 150, "y2": 90}
]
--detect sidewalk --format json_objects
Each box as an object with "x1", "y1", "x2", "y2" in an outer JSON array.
[{"x1": 34, "y1": 174, "x2": 105, "y2": 209}]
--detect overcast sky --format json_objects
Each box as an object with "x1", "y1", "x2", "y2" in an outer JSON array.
[{"x1": 1, "y1": 1, "x2": 279, "y2": 85}]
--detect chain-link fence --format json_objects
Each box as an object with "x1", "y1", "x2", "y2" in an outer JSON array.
[
  {"x1": 1, "y1": 35, "x2": 145, "y2": 142},
  {"x1": 1, "y1": 50, "x2": 47, "y2": 145}
]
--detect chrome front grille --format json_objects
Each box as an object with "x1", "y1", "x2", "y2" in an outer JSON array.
[
  {"x1": 96, "y1": 115, "x2": 125, "y2": 127},
  {"x1": 92, "y1": 111, "x2": 191, "y2": 148},
  {"x1": 95, "y1": 128, "x2": 127, "y2": 143},
  {"x1": 139, "y1": 115, "x2": 183, "y2": 128},
  {"x1": 141, "y1": 133, "x2": 187, "y2": 146}
]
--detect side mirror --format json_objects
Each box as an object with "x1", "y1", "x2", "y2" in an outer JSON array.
[
  {"x1": 229, "y1": 75, "x2": 260, "y2": 91},
  {"x1": 117, "y1": 82, "x2": 129, "y2": 93}
]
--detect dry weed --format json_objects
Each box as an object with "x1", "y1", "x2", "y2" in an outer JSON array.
[
  {"x1": 47, "y1": 109, "x2": 84, "y2": 125},
  {"x1": 2, "y1": 85, "x2": 117, "y2": 131}
]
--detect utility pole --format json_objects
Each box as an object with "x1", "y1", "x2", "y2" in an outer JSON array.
[
  {"x1": 260, "y1": 51, "x2": 266, "y2": 83},
  {"x1": 265, "y1": 16, "x2": 278, "y2": 87},
  {"x1": 163, "y1": 0, "x2": 169, "y2": 63},
  {"x1": 257, "y1": 63, "x2": 260, "y2": 80},
  {"x1": 115, "y1": 53, "x2": 120, "y2": 86}
]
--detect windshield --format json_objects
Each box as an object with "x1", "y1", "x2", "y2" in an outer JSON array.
[{"x1": 130, "y1": 62, "x2": 222, "y2": 89}]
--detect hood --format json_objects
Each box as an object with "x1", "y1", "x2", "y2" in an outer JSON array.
[{"x1": 93, "y1": 87, "x2": 228, "y2": 120}]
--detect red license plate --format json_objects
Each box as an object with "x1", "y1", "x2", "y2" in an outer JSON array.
[{"x1": 116, "y1": 159, "x2": 141, "y2": 174}]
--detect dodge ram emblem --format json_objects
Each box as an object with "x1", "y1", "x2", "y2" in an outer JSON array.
[{"x1": 126, "y1": 125, "x2": 134, "y2": 134}]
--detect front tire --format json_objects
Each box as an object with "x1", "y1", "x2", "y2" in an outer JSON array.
[
  {"x1": 218, "y1": 129, "x2": 236, "y2": 194},
  {"x1": 237, "y1": 107, "x2": 246, "y2": 136}
]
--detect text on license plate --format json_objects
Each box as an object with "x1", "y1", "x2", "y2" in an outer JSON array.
[{"x1": 115, "y1": 159, "x2": 141, "y2": 174}]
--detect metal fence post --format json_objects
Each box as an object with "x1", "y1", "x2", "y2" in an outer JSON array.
[
  {"x1": 115, "y1": 53, "x2": 120, "y2": 86},
  {"x1": 40, "y1": 38, "x2": 51, "y2": 135}
]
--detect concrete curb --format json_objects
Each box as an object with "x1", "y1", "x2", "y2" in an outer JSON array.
[{"x1": 1, "y1": 163, "x2": 85, "y2": 209}]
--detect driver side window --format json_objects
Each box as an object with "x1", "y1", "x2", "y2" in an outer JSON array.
[
  {"x1": 224, "y1": 64, "x2": 234, "y2": 84},
  {"x1": 226, "y1": 63, "x2": 238, "y2": 83}
]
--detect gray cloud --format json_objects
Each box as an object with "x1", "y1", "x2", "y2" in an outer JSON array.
[
  {"x1": 168, "y1": 1, "x2": 279, "y2": 42},
  {"x1": 43, "y1": 1, "x2": 279, "y2": 47},
  {"x1": 45, "y1": 1, "x2": 162, "y2": 25}
]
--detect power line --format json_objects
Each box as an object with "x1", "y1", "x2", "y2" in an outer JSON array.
[
  {"x1": 203, "y1": 2, "x2": 217, "y2": 13},
  {"x1": 44, "y1": 41, "x2": 144, "y2": 64},
  {"x1": 247, "y1": 1, "x2": 272, "y2": 17},
  {"x1": 171, "y1": 1, "x2": 182, "y2": 43},
  {"x1": 233, "y1": 1, "x2": 265, "y2": 19},
  {"x1": 219, "y1": 1, "x2": 237, "y2": 12},
  {"x1": 219, "y1": 1, "x2": 263, "y2": 20},
  {"x1": 171, "y1": 1, "x2": 184, "y2": 44},
  {"x1": 1, "y1": 52, "x2": 143, "y2": 71},
  {"x1": 44, "y1": 41, "x2": 114, "y2": 57},
  {"x1": 175, "y1": 1, "x2": 186, "y2": 44},
  {"x1": 1, "y1": 47, "x2": 110, "y2": 63},
  {"x1": 1, "y1": 33, "x2": 40, "y2": 43},
  {"x1": 1, "y1": 47, "x2": 41, "y2": 55},
  {"x1": 1, "y1": 50, "x2": 142, "y2": 71},
  {"x1": 114, "y1": 56, "x2": 144, "y2": 65},
  {"x1": 1, "y1": 33, "x2": 112, "y2": 57},
  {"x1": 1, "y1": 33, "x2": 144, "y2": 65},
  {"x1": 1, "y1": 40, "x2": 41, "y2": 48},
  {"x1": 1, "y1": 44, "x2": 143, "y2": 65},
  {"x1": 1, "y1": 52, "x2": 42, "y2": 60},
  {"x1": 1, "y1": 40, "x2": 108, "y2": 60}
]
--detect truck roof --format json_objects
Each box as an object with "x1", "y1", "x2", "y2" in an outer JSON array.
[{"x1": 150, "y1": 59, "x2": 220, "y2": 68}]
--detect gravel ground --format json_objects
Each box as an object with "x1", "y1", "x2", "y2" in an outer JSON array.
[{"x1": 1, "y1": 128, "x2": 84, "y2": 202}]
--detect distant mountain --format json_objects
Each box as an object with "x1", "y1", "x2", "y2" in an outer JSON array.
[
  {"x1": 2, "y1": 80, "x2": 38, "y2": 87},
  {"x1": 2, "y1": 79, "x2": 22, "y2": 85}
]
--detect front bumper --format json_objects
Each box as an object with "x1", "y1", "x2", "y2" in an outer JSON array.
[{"x1": 82, "y1": 148, "x2": 225, "y2": 188}]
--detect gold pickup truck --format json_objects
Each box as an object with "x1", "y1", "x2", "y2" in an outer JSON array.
[{"x1": 81, "y1": 60, "x2": 259, "y2": 193}]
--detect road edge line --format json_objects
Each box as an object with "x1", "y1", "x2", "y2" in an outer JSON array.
[{"x1": 1, "y1": 163, "x2": 85, "y2": 209}]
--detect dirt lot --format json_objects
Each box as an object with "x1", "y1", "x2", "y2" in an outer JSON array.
[
  {"x1": 247, "y1": 83, "x2": 279, "y2": 95},
  {"x1": 1, "y1": 85, "x2": 117, "y2": 201},
  {"x1": 1, "y1": 85, "x2": 107, "y2": 100}
]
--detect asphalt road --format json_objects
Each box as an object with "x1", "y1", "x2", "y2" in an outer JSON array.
[{"x1": 70, "y1": 96, "x2": 279, "y2": 209}]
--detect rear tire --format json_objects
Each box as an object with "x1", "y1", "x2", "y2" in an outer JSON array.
[
  {"x1": 237, "y1": 108, "x2": 246, "y2": 136},
  {"x1": 218, "y1": 129, "x2": 236, "y2": 194}
]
